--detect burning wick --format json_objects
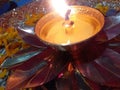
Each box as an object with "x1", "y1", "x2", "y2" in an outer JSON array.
[
  {"x1": 64, "y1": 9, "x2": 74, "y2": 26},
  {"x1": 65, "y1": 9, "x2": 71, "y2": 20},
  {"x1": 63, "y1": 9, "x2": 74, "y2": 34},
  {"x1": 51, "y1": 0, "x2": 74, "y2": 27}
]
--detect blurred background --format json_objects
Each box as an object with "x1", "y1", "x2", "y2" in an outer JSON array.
[{"x1": 0, "y1": 0, "x2": 33, "y2": 15}]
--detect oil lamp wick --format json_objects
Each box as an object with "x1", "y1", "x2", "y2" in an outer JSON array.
[
  {"x1": 65, "y1": 9, "x2": 71, "y2": 20},
  {"x1": 63, "y1": 9, "x2": 74, "y2": 35},
  {"x1": 64, "y1": 9, "x2": 74, "y2": 27}
]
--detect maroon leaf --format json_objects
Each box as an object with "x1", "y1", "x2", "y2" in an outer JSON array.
[
  {"x1": 17, "y1": 27, "x2": 47, "y2": 48},
  {"x1": 24, "y1": 51, "x2": 70, "y2": 88},
  {"x1": 103, "y1": 16, "x2": 120, "y2": 40},
  {"x1": 56, "y1": 67, "x2": 91, "y2": 90},
  {"x1": 95, "y1": 16, "x2": 120, "y2": 43},
  {"x1": 7, "y1": 48, "x2": 70, "y2": 89},
  {"x1": 105, "y1": 24, "x2": 120, "y2": 40},
  {"x1": 74, "y1": 48, "x2": 120, "y2": 87}
]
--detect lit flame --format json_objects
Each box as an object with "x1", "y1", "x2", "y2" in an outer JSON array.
[{"x1": 51, "y1": 0, "x2": 69, "y2": 17}]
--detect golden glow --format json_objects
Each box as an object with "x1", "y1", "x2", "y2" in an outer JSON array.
[
  {"x1": 39, "y1": 14, "x2": 101, "y2": 45},
  {"x1": 35, "y1": 6, "x2": 104, "y2": 46},
  {"x1": 51, "y1": 0, "x2": 69, "y2": 17}
]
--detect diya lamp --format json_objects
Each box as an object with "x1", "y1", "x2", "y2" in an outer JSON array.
[{"x1": 35, "y1": 0, "x2": 105, "y2": 62}]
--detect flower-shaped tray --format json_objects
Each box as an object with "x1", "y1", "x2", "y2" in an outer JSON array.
[{"x1": 0, "y1": 0, "x2": 120, "y2": 90}]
